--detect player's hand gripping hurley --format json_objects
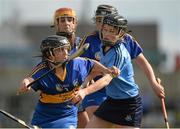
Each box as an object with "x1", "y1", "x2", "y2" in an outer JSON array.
[{"x1": 156, "y1": 78, "x2": 170, "y2": 129}]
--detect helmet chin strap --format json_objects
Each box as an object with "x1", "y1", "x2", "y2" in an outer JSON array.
[
  {"x1": 46, "y1": 58, "x2": 67, "y2": 68},
  {"x1": 45, "y1": 50, "x2": 68, "y2": 66},
  {"x1": 102, "y1": 39, "x2": 116, "y2": 47},
  {"x1": 118, "y1": 28, "x2": 126, "y2": 40}
]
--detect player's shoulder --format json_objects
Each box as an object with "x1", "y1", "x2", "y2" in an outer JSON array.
[
  {"x1": 124, "y1": 33, "x2": 134, "y2": 40},
  {"x1": 123, "y1": 33, "x2": 139, "y2": 44},
  {"x1": 83, "y1": 31, "x2": 98, "y2": 39},
  {"x1": 68, "y1": 57, "x2": 91, "y2": 67},
  {"x1": 88, "y1": 31, "x2": 98, "y2": 36},
  {"x1": 79, "y1": 31, "x2": 99, "y2": 48},
  {"x1": 73, "y1": 57, "x2": 87, "y2": 62},
  {"x1": 73, "y1": 57, "x2": 93, "y2": 63},
  {"x1": 28, "y1": 62, "x2": 47, "y2": 77}
]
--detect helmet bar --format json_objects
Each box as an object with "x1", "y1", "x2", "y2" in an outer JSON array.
[{"x1": 40, "y1": 35, "x2": 70, "y2": 53}]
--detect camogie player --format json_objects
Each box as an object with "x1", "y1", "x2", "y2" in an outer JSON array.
[
  {"x1": 17, "y1": 35, "x2": 119, "y2": 128},
  {"x1": 52, "y1": 7, "x2": 81, "y2": 54},
  {"x1": 73, "y1": 14, "x2": 165, "y2": 128}
]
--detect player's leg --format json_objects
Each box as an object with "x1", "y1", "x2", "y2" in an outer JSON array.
[
  {"x1": 77, "y1": 110, "x2": 89, "y2": 128},
  {"x1": 77, "y1": 105, "x2": 99, "y2": 128},
  {"x1": 85, "y1": 105, "x2": 98, "y2": 119},
  {"x1": 78, "y1": 105, "x2": 99, "y2": 128},
  {"x1": 78, "y1": 89, "x2": 107, "y2": 128}
]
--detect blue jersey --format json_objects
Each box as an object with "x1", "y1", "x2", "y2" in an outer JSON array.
[
  {"x1": 100, "y1": 41, "x2": 139, "y2": 99},
  {"x1": 123, "y1": 34, "x2": 143, "y2": 59},
  {"x1": 29, "y1": 58, "x2": 94, "y2": 128},
  {"x1": 80, "y1": 31, "x2": 101, "y2": 61}
]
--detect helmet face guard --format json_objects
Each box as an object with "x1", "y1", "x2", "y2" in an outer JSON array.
[
  {"x1": 52, "y1": 8, "x2": 77, "y2": 35},
  {"x1": 40, "y1": 35, "x2": 71, "y2": 61},
  {"x1": 101, "y1": 29, "x2": 121, "y2": 47}
]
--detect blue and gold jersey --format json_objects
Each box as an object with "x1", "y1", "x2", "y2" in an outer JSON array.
[
  {"x1": 29, "y1": 57, "x2": 94, "y2": 128},
  {"x1": 80, "y1": 31, "x2": 101, "y2": 61},
  {"x1": 30, "y1": 57, "x2": 94, "y2": 102}
]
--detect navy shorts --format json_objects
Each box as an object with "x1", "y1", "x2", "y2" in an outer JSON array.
[{"x1": 94, "y1": 95, "x2": 143, "y2": 127}]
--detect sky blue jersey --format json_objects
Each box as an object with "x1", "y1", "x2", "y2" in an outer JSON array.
[
  {"x1": 100, "y1": 40, "x2": 139, "y2": 99},
  {"x1": 29, "y1": 57, "x2": 94, "y2": 128}
]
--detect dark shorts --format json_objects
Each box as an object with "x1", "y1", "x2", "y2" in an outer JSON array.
[{"x1": 94, "y1": 95, "x2": 143, "y2": 127}]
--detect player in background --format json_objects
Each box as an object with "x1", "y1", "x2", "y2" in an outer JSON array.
[
  {"x1": 77, "y1": 5, "x2": 119, "y2": 128},
  {"x1": 17, "y1": 35, "x2": 119, "y2": 128},
  {"x1": 73, "y1": 13, "x2": 165, "y2": 128},
  {"x1": 51, "y1": 7, "x2": 81, "y2": 54}
]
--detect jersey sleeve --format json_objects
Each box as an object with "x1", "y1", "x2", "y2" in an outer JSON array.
[
  {"x1": 81, "y1": 58, "x2": 94, "y2": 77},
  {"x1": 123, "y1": 34, "x2": 143, "y2": 59},
  {"x1": 76, "y1": 57, "x2": 94, "y2": 81},
  {"x1": 28, "y1": 62, "x2": 46, "y2": 91}
]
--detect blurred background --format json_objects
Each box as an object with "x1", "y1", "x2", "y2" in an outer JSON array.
[{"x1": 0, "y1": 0, "x2": 180, "y2": 128}]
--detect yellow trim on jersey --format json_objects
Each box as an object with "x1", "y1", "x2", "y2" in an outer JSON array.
[
  {"x1": 39, "y1": 87, "x2": 80, "y2": 104},
  {"x1": 28, "y1": 63, "x2": 47, "y2": 77},
  {"x1": 78, "y1": 31, "x2": 97, "y2": 49},
  {"x1": 78, "y1": 35, "x2": 88, "y2": 49},
  {"x1": 56, "y1": 67, "x2": 67, "y2": 81}
]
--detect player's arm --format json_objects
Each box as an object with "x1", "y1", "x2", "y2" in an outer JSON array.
[
  {"x1": 90, "y1": 59, "x2": 119, "y2": 76},
  {"x1": 80, "y1": 58, "x2": 120, "y2": 88},
  {"x1": 73, "y1": 62, "x2": 120, "y2": 103},
  {"x1": 72, "y1": 74, "x2": 113, "y2": 104},
  {"x1": 135, "y1": 53, "x2": 165, "y2": 98}
]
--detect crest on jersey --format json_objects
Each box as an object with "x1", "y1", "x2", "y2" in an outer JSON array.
[
  {"x1": 56, "y1": 83, "x2": 63, "y2": 92},
  {"x1": 73, "y1": 79, "x2": 79, "y2": 87},
  {"x1": 56, "y1": 83, "x2": 70, "y2": 92}
]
